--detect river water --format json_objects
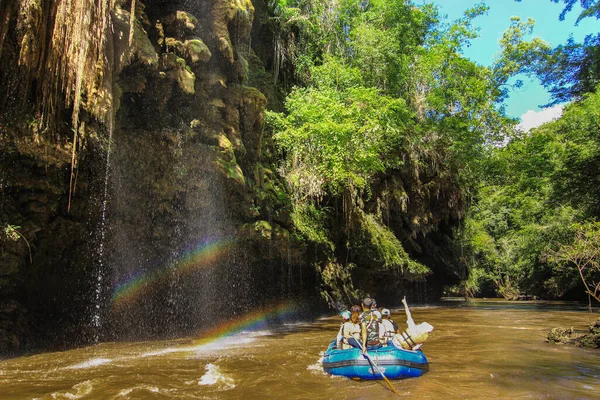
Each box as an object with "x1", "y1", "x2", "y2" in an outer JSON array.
[{"x1": 1, "y1": 299, "x2": 599, "y2": 399}]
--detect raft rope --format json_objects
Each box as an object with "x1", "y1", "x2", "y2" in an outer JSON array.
[{"x1": 400, "y1": 330, "x2": 417, "y2": 349}]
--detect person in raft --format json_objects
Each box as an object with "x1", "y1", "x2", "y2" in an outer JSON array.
[
  {"x1": 360, "y1": 297, "x2": 382, "y2": 353},
  {"x1": 336, "y1": 310, "x2": 351, "y2": 349},
  {"x1": 391, "y1": 296, "x2": 434, "y2": 351},
  {"x1": 380, "y1": 308, "x2": 398, "y2": 344},
  {"x1": 340, "y1": 310, "x2": 363, "y2": 350}
]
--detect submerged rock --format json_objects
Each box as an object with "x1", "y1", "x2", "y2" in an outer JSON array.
[
  {"x1": 578, "y1": 318, "x2": 600, "y2": 349},
  {"x1": 546, "y1": 318, "x2": 600, "y2": 349},
  {"x1": 546, "y1": 326, "x2": 575, "y2": 345}
]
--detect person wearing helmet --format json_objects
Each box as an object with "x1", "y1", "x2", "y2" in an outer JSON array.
[
  {"x1": 341, "y1": 310, "x2": 363, "y2": 350},
  {"x1": 391, "y1": 297, "x2": 434, "y2": 351},
  {"x1": 336, "y1": 310, "x2": 351, "y2": 349},
  {"x1": 380, "y1": 308, "x2": 398, "y2": 344},
  {"x1": 360, "y1": 297, "x2": 382, "y2": 352}
]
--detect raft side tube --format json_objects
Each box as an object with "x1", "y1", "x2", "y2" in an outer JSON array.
[{"x1": 322, "y1": 341, "x2": 429, "y2": 380}]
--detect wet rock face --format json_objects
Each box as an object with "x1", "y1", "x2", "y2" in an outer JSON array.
[
  {"x1": 107, "y1": 0, "x2": 309, "y2": 338},
  {"x1": 0, "y1": 126, "x2": 108, "y2": 354},
  {"x1": 0, "y1": 0, "x2": 314, "y2": 354}
]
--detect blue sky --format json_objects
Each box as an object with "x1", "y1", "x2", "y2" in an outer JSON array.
[{"x1": 422, "y1": 0, "x2": 596, "y2": 120}]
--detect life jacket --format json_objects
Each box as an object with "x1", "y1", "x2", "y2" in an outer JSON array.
[
  {"x1": 336, "y1": 323, "x2": 344, "y2": 349},
  {"x1": 391, "y1": 322, "x2": 434, "y2": 350},
  {"x1": 341, "y1": 321, "x2": 361, "y2": 350},
  {"x1": 381, "y1": 319, "x2": 396, "y2": 336},
  {"x1": 361, "y1": 311, "x2": 381, "y2": 346}
]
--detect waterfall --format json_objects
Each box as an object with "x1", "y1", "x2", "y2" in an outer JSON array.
[{"x1": 93, "y1": 108, "x2": 114, "y2": 343}]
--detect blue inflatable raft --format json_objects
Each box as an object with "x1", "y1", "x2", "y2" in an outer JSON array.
[{"x1": 322, "y1": 341, "x2": 429, "y2": 380}]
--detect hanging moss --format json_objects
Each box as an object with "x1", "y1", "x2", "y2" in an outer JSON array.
[
  {"x1": 14, "y1": 0, "x2": 114, "y2": 129},
  {"x1": 356, "y1": 211, "x2": 430, "y2": 276}
]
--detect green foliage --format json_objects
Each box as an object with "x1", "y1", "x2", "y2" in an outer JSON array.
[
  {"x1": 264, "y1": 0, "x2": 600, "y2": 304},
  {"x1": 462, "y1": 88, "x2": 600, "y2": 299},
  {"x1": 4, "y1": 224, "x2": 22, "y2": 241},
  {"x1": 3, "y1": 224, "x2": 33, "y2": 263},
  {"x1": 353, "y1": 212, "x2": 430, "y2": 276},
  {"x1": 503, "y1": 2, "x2": 600, "y2": 104},
  {"x1": 290, "y1": 202, "x2": 334, "y2": 250},
  {"x1": 515, "y1": 0, "x2": 600, "y2": 23},
  {"x1": 549, "y1": 89, "x2": 600, "y2": 215},
  {"x1": 273, "y1": 60, "x2": 411, "y2": 198},
  {"x1": 494, "y1": 17, "x2": 551, "y2": 87},
  {"x1": 544, "y1": 221, "x2": 600, "y2": 304},
  {"x1": 265, "y1": 0, "x2": 514, "y2": 305}
]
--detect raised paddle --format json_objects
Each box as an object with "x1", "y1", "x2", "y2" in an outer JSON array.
[{"x1": 363, "y1": 352, "x2": 398, "y2": 395}]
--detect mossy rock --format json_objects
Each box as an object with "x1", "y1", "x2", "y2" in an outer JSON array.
[
  {"x1": 217, "y1": 36, "x2": 234, "y2": 64},
  {"x1": 112, "y1": 7, "x2": 158, "y2": 73},
  {"x1": 160, "y1": 53, "x2": 195, "y2": 94},
  {"x1": 118, "y1": 73, "x2": 147, "y2": 94},
  {"x1": 235, "y1": 54, "x2": 249, "y2": 82},
  {"x1": 253, "y1": 220, "x2": 272, "y2": 239},
  {"x1": 165, "y1": 37, "x2": 212, "y2": 66},
  {"x1": 216, "y1": 158, "x2": 245, "y2": 186},
  {"x1": 546, "y1": 320, "x2": 600, "y2": 348},
  {"x1": 205, "y1": 73, "x2": 228, "y2": 89},
  {"x1": 163, "y1": 11, "x2": 198, "y2": 37},
  {"x1": 272, "y1": 224, "x2": 290, "y2": 240},
  {"x1": 185, "y1": 39, "x2": 212, "y2": 64},
  {"x1": 577, "y1": 319, "x2": 600, "y2": 349},
  {"x1": 177, "y1": 67, "x2": 195, "y2": 94},
  {"x1": 546, "y1": 326, "x2": 575, "y2": 344}
]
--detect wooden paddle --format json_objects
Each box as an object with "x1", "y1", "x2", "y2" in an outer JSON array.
[{"x1": 364, "y1": 352, "x2": 398, "y2": 395}]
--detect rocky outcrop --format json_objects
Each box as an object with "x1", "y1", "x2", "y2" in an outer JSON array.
[{"x1": 546, "y1": 318, "x2": 600, "y2": 349}]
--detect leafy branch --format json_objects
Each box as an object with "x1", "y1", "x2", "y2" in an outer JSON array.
[{"x1": 4, "y1": 224, "x2": 33, "y2": 264}]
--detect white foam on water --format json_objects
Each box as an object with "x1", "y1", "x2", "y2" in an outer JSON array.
[
  {"x1": 307, "y1": 362, "x2": 326, "y2": 375},
  {"x1": 198, "y1": 363, "x2": 235, "y2": 390},
  {"x1": 307, "y1": 353, "x2": 325, "y2": 375},
  {"x1": 50, "y1": 380, "x2": 94, "y2": 399},
  {"x1": 115, "y1": 385, "x2": 160, "y2": 398},
  {"x1": 65, "y1": 358, "x2": 112, "y2": 369}
]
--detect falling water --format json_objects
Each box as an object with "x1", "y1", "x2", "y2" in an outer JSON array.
[
  {"x1": 165, "y1": 131, "x2": 185, "y2": 332},
  {"x1": 93, "y1": 110, "x2": 114, "y2": 342},
  {"x1": 286, "y1": 238, "x2": 292, "y2": 297}
]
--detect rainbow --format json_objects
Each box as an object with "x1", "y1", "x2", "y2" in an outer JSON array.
[
  {"x1": 191, "y1": 300, "x2": 300, "y2": 344},
  {"x1": 112, "y1": 237, "x2": 236, "y2": 307}
]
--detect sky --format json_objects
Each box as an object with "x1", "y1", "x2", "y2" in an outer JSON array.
[{"x1": 423, "y1": 0, "x2": 597, "y2": 129}]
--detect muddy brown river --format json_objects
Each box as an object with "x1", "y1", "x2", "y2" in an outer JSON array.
[{"x1": 1, "y1": 299, "x2": 599, "y2": 399}]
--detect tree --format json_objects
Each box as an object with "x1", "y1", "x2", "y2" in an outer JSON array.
[
  {"x1": 515, "y1": 0, "x2": 600, "y2": 22},
  {"x1": 545, "y1": 222, "x2": 600, "y2": 309},
  {"x1": 461, "y1": 87, "x2": 600, "y2": 300},
  {"x1": 510, "y1": 1, "x2": 600, "y2": 104},
  {"x1": 266, "y1": 0, "x2": 514, "y2": 305}
]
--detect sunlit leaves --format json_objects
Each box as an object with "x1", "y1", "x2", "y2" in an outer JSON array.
[
  {"x1": 463, "y1": 88, "x2": 600, "y2": 298},
  {"x1": 273, "y1": 59, "x2": 411, "y2": 198}
]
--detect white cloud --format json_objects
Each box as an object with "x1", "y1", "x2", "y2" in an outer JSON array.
[{"x1": 516, "y1": 105, "x2": 564, "y2": 132}]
